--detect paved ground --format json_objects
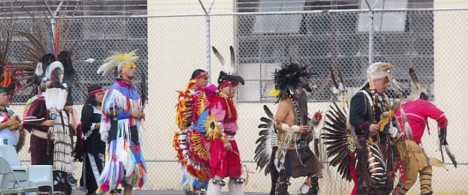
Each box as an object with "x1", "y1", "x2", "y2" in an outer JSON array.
[{"x1": 72, "y1": 190, "x2": 266, "y2": 195}]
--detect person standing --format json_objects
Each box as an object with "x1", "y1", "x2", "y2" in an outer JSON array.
[
  {"x1": 270, "y1": 62, "x2": 322, "y2": 195},
  {"x1": 0, "y1": 87, "x2": 21, "y2": 148},
  {"x1": 394, "y1": 68, "x2": 449, "y2": 195},
  {"x1": 96, "y1": 51, "x2": 147, "y2": 195},
  {"x1": 349, "y1": 62, "x2": 400, "y2": 194},
  {"x1": 23, "y1": 54, "x2": 76, "y2": 194},
  {"x1": 80, "y1": 84, "x2": 105, "y2": 195},
  {"x1": 206, "y1": 70, "x2": 245, "y2": 195},
  {"x1": 174, "y1": 69, "x2": 217, "y2": 194}
]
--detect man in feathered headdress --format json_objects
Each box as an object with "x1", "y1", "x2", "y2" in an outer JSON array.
[
  {"x1": 206, "y1": 69, "x2": 245, "y2": 195},
  {"x1": 349, "y1": 62, "x2": 402, "y2": 194},
  {"x1": 23, "y1": 52, "x2": 77, "y2": 194},
  {"x1": 95, "y1": 51, "x2": 147, "y2": 195},
  {"x1": 393, "y1": 68, "x2": 450, "y2": 195},
  {"x1": 0, "y1": 27, "x2": 25, "y2": 152},
  {"x1": 267, "y1": 62, "x2": 322, "y2": 195}
]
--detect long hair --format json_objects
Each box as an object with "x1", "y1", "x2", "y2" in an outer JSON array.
[{"x1": 85, "y1": 84, "x2": 102, "y2": 107}]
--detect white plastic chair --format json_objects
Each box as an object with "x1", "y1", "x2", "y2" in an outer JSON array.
[
  {"x1": 0, "y1": 145, "x2": 53, "y2": 194},
  {"x1": 0, "y1": 145, "x2": 28, "y2": 186},
  {"x1": 0, "y1": 157, "x2": 38, "y2": 195},
  {"x1": 27, "y1": 165, "x2": 54, "y2": 195}
]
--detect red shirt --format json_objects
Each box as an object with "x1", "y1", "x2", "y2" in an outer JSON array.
[{"x1": 395, "y1": 99, "x2": 448, "y2": 143}]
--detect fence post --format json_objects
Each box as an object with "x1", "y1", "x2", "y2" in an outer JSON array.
[
  {"x1": 364, "y1": 0, "x2": 375, "y2": 65},
  {"x1": 199, "y1": 0, "x2": 216, "y2": 83}
]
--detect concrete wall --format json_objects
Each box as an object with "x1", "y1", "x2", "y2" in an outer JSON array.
[{"x1": 141, "y1": 0, "x2": 468, "y2": 193}]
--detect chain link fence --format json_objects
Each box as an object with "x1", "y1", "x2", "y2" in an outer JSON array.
[{"x1": 2, "y1": 8, "x2": 467, "y2": 194}]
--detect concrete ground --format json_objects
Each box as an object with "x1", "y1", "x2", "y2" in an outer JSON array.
[{"x1": 72, "y1": 190, "x2": 266, "y2": 195}]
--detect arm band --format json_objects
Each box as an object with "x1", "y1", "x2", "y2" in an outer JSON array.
[{"x1": 281, "y1": 123, "x2": 300, "y2": 133}]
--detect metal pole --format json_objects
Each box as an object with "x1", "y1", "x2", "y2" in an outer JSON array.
[
  {"x1": 368, "y1": 11, "x2": 374, "y2": 64},
  {"x1": 198, "y1": 0, "x2": 216, "y2": 84},
  {"x1": 365, "y1": 0, "x2": 374, "y2": 65},
  {"x1": 205, "y1": 15, "x2": 211, "y2": 81}
]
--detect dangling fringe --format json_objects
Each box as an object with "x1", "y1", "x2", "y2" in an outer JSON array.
[
  {"x1": 97, "y1": 140, "x2": 124, "y2": 194},
  {"x1": 52, "y1": 115, "x2": 73, "y2": 173},
  {"x1": 97, "y1": 121, "x2": 147, "y2": 194}
]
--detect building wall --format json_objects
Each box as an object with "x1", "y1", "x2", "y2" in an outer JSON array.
[
  {"x1": 147, "y1": 0, "x2": 236, "y2": 190},
  {"x1": 433, "y1": 1, "x2": 468, "y2": 192},
  {"x1": 143, "y1": 0, "x2": 468, "y2": 192}
]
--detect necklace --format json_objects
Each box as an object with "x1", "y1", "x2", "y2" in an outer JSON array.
[{"x1": 289, "y1": 95, "x2": 300, "y2": 125}]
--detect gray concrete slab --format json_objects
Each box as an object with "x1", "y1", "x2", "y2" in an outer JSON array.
[{"x1": 72, "y1": 190, "x2": 267, "y2": 195}]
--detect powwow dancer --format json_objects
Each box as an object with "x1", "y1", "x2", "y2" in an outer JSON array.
[
  {"x1": 393, "y1": 68, "x2": 453, "y2": 195},
  {"x1": 348, "y1": 62, "x2": 403, "y2": 194},
  {"x1": 174, "y1": 69, "x2": 217, "y2": 194},
  {"x1": 95, "y1": 51, "x2": 147, "y2": 195},
  {"x1": 0, "y1": 26, "x2": 25, "y2": 152},
  {"x1": 18, "y1": 12, "x2": 79, "y2": 192},
  {"x1": 23, "y1": 54, "x2": 77, "y2": 194},
  {"x1": 255, "y1": 62, "x2": 323, "y2": 195},
  {"x1": 206, "y1": 46, "x2": 245, "y2": 195},
  {"x1": 322, "y1": 62, "x2": 406, "y2": 195},
  {"x1": 79, "y1": 84, "x2": 106, "y2": 195}
]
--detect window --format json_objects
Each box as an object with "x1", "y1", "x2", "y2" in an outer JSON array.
[
  {"x1": 236, "y1": 0, "x2": 434, "y2": 102},
  {"x1": 253, "y1": 0, "x2": 306, "y2": 33},
  {"x1": 358, "y1": 0, "x2": 409, "y2": 32}
]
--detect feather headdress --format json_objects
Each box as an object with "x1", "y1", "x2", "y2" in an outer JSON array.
[
  {"x1": 13, "y1": 1, "x2": 78, "y2": 96},
  {"x1": 272, "y1": 62, "x2": 317, "y2": 103},
  {"x1": 408, "y1": 68, "x2": 429, "y2": 100},
  {"x1": 212, "y1": 46, "x2": 244, "y2": 87},
  {"x1": 97, "y1": 50, "x2": 139, "y2": 76},
  {"x1": 0, "y1": 26, "x2": 15, "y2": 91}
]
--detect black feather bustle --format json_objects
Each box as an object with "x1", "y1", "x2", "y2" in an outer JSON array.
[
  {"x1": 321, "y1": 101, "x2": 353, "y2": 182},
  {"x1": 258, "y1": 124, "x2": 269, "y2": 129},
  {"x1": 254, "y1": 105, "x2": 277, "y2": 176},
  {"x1": 263, "y1": 105, "x2": 274, "y2": 118},
  {"x1": 260, "y1": 117, "x2": 271, "y2": 124}
]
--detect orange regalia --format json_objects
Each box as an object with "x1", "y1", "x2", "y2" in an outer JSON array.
[{"x1": 174, "y1": 79, "x2": 217, "y2": 192}]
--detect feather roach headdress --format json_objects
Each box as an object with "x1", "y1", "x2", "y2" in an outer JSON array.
[
  {"x1": 97, "y1": 50, "x2": 139, "y2": 77},
  {"x1": 272, "y1": 62, "x2": 317, "y2": 103},
  {"x1": 212, "y1": 46, "x2": 244, "y2": 88}
]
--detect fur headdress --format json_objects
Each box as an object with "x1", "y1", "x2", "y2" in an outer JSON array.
[
  {"x1": 365, "y1": 62, "x2": 404, "y2": 94},
  {"x1": 212, "y1": 46, "x2": 244, "y2": 88},
  {"x1": 272, "y1": 62, "x2": 317, "y2": 102},
  {"x1": 367, "y1": 62, "x2": 394, "y2": 81},
  {"x1": 97, "y1": 50, "x2": 139, "y2": 76}
]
